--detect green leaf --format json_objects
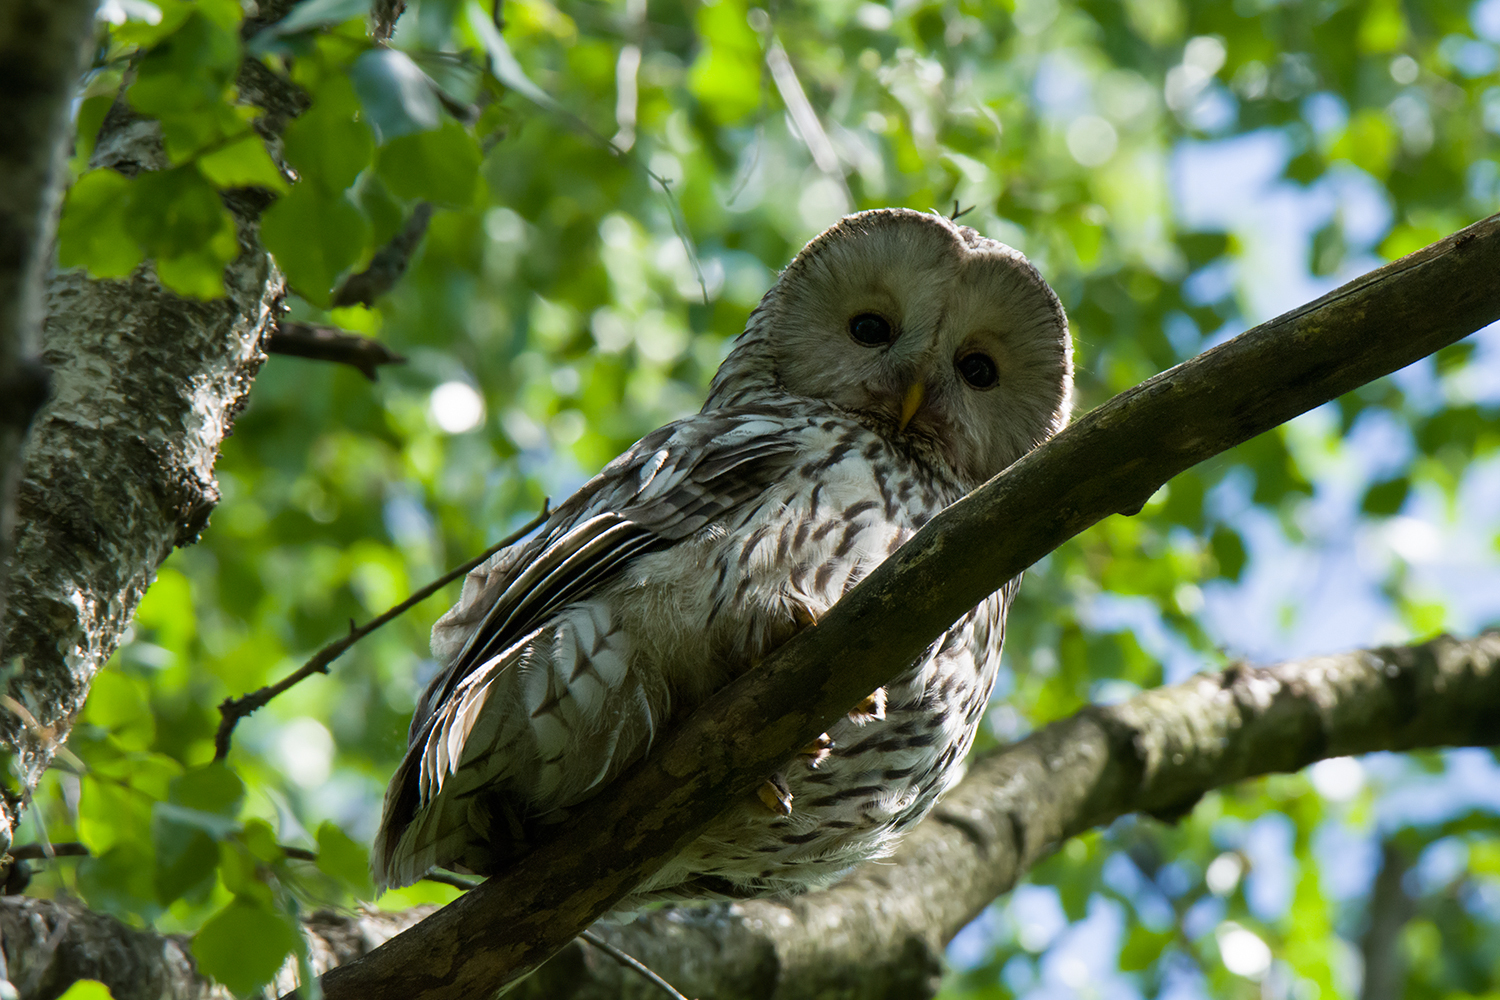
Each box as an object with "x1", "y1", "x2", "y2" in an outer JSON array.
[
  {"x1": 1329, "y1": 110, "x2": 1397, "y2": 179},
  {"x1": 231, "y1": 822, "x2": 279, "y2": 869},
  {"x1": 56, "y1": 981, "x2": 115, "y2": 1000},
  {"x1": 73, "y1": 93, "x2": 116, "y2": 168},
  {"x1": 199, "y1": 132, "x2": 289, "y2": 192},
  {"x1": 352, "y1": 48, "x2": 442, "y2": 142},
  {"x1": 257, "y1": 0, "x2": 370, "y2": 37},
  {"x1": 688, "y1": 0, "x2": 762, "y2": 124},
  {"x1": 153, "y1": 763, "x2": 244, "y2": 903},
  {"x1": 83, "y1": 670, "x2": 155, "y2": 750},
  {"x1": 152, "y1": 804, "x2": 224, "y2": 904},
  {"x1": 1357, "y1": 0, "x2": 1408, "y2": 53},
  {"x1": 122, "y1": 165, "x2": 237, "y2": 297},
  {"x1": 1210, "y1": 525, "x2": 1247, "y2": 581},
  {"x1": 316, "y1": 820, "x2": 375, "y2": 899},
  {"x1": 260, "y1": 183, "x2": 372, "y2": 305},
  {"x1": 376, "y1": 121, "x2": 480, "y2": 206},
  {"x1": 192, "y1": 898, "x2": 302, "y2": 995},
  {"x1": 353, "y1": 171, "x2": 406, "y2": 246},
  {"x1": 127, "y1": 9, "x2": 243, "y2": 160},
  {"x1": 170, "y1": 761, "x2": 245, "y2": 817},
  {"x1": 281, "y1": 76, "x2": 375, "y2": 192},
  {"x1": 1119, "y1": 925, "x2": 1173, "y2": 971},
  {"x1": 1360, "y1": 476, "x2": 1410, "y2": 516},
  {"x1": 78, "y1": 842, "x2": 161, "y2": 923},
  {"x1": 57, "y1": 170, "x2": 146, "y2": 278}
]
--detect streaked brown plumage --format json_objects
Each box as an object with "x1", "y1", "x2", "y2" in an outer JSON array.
[{"x1": 373, "y1": 208, "x2": 1072, "y2": 904}]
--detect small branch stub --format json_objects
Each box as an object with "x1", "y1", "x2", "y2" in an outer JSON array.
[{"x1": 266, "y1": 322, "x2": 407, "y2": 381}]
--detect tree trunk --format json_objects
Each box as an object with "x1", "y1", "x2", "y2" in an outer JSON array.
[
  {"x1": 0, "y1": 1, "x2": 104, "y2": 853},
  {"x1": 0, "y1": 94, "x2": 284, "y2": 859}
]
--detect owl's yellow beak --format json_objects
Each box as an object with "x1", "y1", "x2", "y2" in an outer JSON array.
[{"x1": 898, "y1": 382, "x2": 925, "y2": 432}]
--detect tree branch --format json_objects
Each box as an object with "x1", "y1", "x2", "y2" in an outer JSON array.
[
  {"x1": 5, "y1": 632, "x2": 1496, "y2": 999},
  {"x1": 265, "y1": 321, "x2": 408, "y2": 381},
  {"x1": 309, "y1": 212, "x2": 1500, "y2": 999}
]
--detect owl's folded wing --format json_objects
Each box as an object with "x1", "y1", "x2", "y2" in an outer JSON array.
[
  {"x1": 375, "y1": 407, "x2": 806, "y2": 885},
  {"x1": 410, "y1": 408, "x2": 805, "y2": 735}
]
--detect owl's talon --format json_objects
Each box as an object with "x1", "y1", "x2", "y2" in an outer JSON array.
[
  {"x1": 799, "y1": 733, "x2": 833, "y2": 768},
  {"x1": 848, "y1": 687, "x2": 887, "y2": 724},
  {"x1": 757, "y1": 774, "x2": 794, "y2": 815},
  {"x1": 791, "y1": 603, "x2": 820, "y2": 629}
]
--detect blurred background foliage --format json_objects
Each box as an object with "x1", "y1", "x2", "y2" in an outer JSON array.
[{"x1": 32, "y1": 0, "x2": 1500, "y2": 993}]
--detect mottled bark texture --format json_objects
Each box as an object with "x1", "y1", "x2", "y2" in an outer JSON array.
[
  {"x1": 0, "y1": 893, "x2": 437, "y2": 1000},
  {"x1": 0, "y1": 0, "x2": 99, "y2": 671},
  {"x1": 313, "y1": 213, "x2": 1500, "y2": 1000},
  {"x1": 0, "y1": 96, "x2": 284, "y2": 856},
  {"x1": 4, "y1": 632, "x2": 1496, "y2": 999}
]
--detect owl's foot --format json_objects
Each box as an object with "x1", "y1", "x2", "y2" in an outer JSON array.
[
  {"x1": 848, "y1": 687, "x2": 887, "y2": 724},
  {"x1": 757, "y1": 773, "x2": 794, "y2": 816},
  {"x1": 791, "y1": 603, "x2": 820, "y2": 630},
  {"x1": 799, "y1": 732, "x2": 833, "y2": 768}
]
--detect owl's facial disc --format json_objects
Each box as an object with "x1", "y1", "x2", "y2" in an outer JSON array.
[{"x1": 708, "y1": 208, "x2": 1072, "y2": 487}]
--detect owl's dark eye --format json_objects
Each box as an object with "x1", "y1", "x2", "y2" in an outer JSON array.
[
  {"x1": 956, "y1": 352, "x2": 999, "y2": 389},
  {"x1": 848, "y1": 313, "x2": 893, "y2": 347}
]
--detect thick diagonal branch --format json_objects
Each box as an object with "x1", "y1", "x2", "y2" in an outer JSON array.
[
  {"x1": 5, "y1": 632, "x2": 1496, "y2": 1000},
  {"x1": 312, "y1": 212, "x2": 1500, "y2": 1000}
]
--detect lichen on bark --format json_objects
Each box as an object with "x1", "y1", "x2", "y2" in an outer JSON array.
[{"x1": 0, "y1": 110, "x2": 285, "y2": 854}]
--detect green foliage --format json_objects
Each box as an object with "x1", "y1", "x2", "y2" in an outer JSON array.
[
  {"x1": 55, "y1": 982, "x2": 115, "y2": 1000},
  {"x1": 36, "y1": 0, "x2": 1500, "y2": 995}
]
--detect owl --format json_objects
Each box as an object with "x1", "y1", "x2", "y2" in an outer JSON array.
[{"x1": 372, "y1": 208, "x2": 1072, "y2": 904}]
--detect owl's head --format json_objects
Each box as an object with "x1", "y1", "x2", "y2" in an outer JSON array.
[{"x1": 707, "y1": 208, "x2": 1073, "y2": 487}]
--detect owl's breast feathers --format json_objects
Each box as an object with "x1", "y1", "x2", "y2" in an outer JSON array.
[{"x1": 373, "y1": 402, "x2": 1007, "y2": 897}]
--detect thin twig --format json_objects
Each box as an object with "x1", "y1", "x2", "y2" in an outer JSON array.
[
  {"x1": 423, "y1": 870, "x2": 480, "y2": 891},
  {"x1": 8, "y1": 842, "x2": 88, "y2": 861},
  {"x1": 213, "y1": 502, "x2": 551, "y2": 759},
  {"x1": 267, "y1": 322, "x2": 408, "y2": 381},
  {"x1": 332, "y1": 203, "x2": 436, "y2": 308},
  {"x1": 580, "y1": 930, "x2": 695, "y2": 1000}
]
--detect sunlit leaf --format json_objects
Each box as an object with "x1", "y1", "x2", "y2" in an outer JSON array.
[
  {"x1": 192, "y1": 898, "x2": 302, "y2": 995},
  {"x1": 376, "y1": 121, "x2": 480, "y2": 205}
]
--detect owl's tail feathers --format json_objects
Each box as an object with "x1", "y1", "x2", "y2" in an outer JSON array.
[{"x1": 373, "y1": 769, "x2": 527, "y2": 891}]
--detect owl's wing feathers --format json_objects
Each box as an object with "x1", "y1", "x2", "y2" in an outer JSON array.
[{"x1": 375, "y1": 408, "x2": 806, "y2": 886}]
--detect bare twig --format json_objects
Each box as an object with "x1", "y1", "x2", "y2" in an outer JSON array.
[
  {"x1": 8, "y1": 842, "x2": 87, "y2": 862},
  {"x1": 370, "y1": 0, "x2": 406, "y2": 42},
  {"x1": 580, "y1": 930, "x2": 695, "y2": 1000},
  {"x1": 331, "y1": 203, "x2": 436, "y2": 309},
  {"x1": 213, "y1": 503, "x2": 551, "y2": 760},
  {"x1": 265, "y1": 322, "x2": 408, "y2": 381},
  {"x1": 423, "y1": 871, "x2": 479, "y2": 891}
]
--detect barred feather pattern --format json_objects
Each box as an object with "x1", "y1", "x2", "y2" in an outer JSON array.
[{"x1": 373, "y1": 208, "x2": 1072, "y2": 904}]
